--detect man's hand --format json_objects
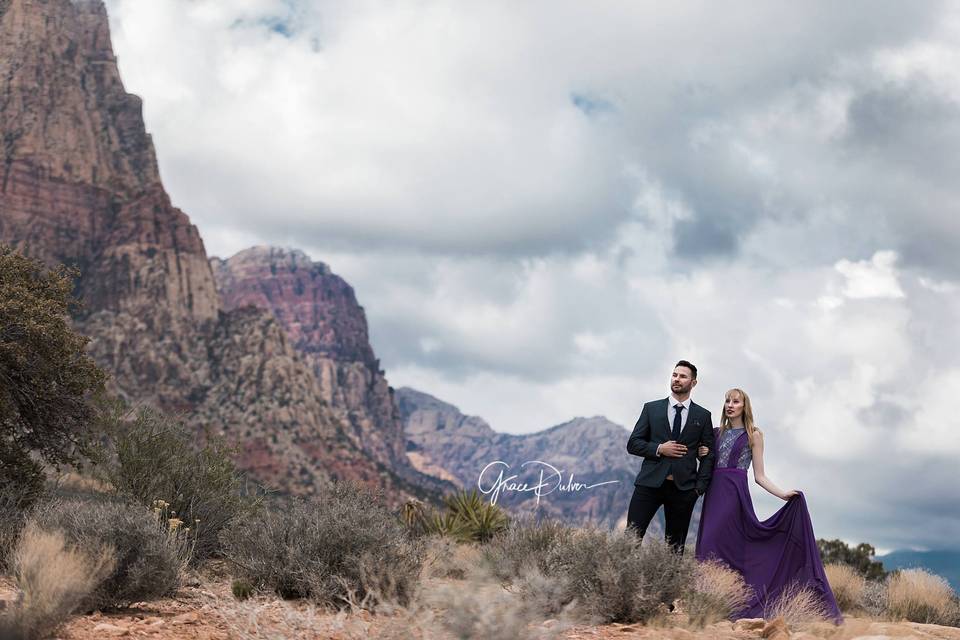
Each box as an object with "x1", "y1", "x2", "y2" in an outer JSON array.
[
  {"x1": 657, "y1": 441, "x2": 688, "y2": 458},
  {"x1": 697, "y1": 446, "x2": 709, "y2": 458}
]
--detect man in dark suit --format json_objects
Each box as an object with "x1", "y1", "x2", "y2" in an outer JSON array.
[{"x1": 626, "y1": 360, "x2": 716, "y2": 553}]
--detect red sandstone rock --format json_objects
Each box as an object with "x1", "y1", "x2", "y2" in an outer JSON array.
[{"x1": 0, "y1": 0, "x2": 445, "y2": 505}]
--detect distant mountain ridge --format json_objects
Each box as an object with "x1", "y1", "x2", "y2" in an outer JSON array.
[
  {"x1": 878, "y1": 550, "x2": 960, "y2": 590},
  {"x1": 399, "y1": 387, "x2": 681, "y2": 534}
]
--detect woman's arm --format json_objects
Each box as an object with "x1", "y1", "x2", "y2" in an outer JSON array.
[{"x1": 751, "y1": 429, "x2": 798, "y2": 501}]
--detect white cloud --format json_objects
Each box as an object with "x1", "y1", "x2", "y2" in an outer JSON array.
[
  {"x1": 101, "y1": 0, "x2": 960, "y2": 550},
  {"x1": 835, "y1": 251, "x2": 906, "y2": 300}
]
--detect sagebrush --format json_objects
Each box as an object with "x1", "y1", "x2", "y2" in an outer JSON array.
[
  {"x1": 220, "y1": 482, "x2": 424, "y2": 608},
  {"x1": 30, "y1": 496, "x2": 191, "y2": 609}
]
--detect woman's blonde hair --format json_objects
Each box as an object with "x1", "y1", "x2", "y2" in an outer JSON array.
[{"x1": 719, "y1": 388, "x2": 757, "y2": 446}]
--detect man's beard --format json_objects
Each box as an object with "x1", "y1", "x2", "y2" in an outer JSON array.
[{"x1": 672, "y1": 382, "x2": 692, "y2": 394}]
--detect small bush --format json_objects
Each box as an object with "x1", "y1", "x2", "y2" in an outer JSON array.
[
  {"x1": 886, "y1": 568, "x2": 956, "y2": 624},
  {"x1": 684, "y1": 560, "x2": 754, "y2": 627},
  {"x1": 764, "y1": 581, "x2": 830, "y2": 625},
  {"x1": 824, "y1": 563, "x2": 865, "y2": 612},
  {"x1": 100, "y1": 405, "x2": 260, "y2": 561},
  {"x1": 30, "y1": 497, "x2": 191, "y2": 609},
  {"x1": 482, "y1": 517, "x2": 576, "y2": 582},
  {"x1": 858, "y1": 579, "x2": 888, "y2": 617},
  {"x1": 0, "y1": 523, "x2": 115, "y2": 640},
  {"x1": 232, "y1": 579, "x2": 255, "y2": 601},
  {"x1": 512, "y1": 527, "x2": 693, "y2": 624},
  {"x1": 422, "y1": 536, "x2": 484, "y2": 581},
  {"x1": 425, "y1": 570, "x2": 570, "y2": 640},
  {"x1": 220, "y1": 482, "x2": 424, "y2": 609}
]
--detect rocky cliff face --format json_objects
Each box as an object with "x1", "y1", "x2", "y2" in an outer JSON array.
[
  {"x1": 0, "y1": 0, "x2": 218, "y2": 328},
  {"x1": 0, "y1": 0, "x2": 446, "y2": 504},
  {"x1": 399, "y1": 387, "x2": 682, "y2": 534},
  {"x1": 211, "y1": 247, "x2": 453, "y2": 496}
]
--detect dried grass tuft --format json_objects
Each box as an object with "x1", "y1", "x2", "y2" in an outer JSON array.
[
  {"x1": 886, "y1": 568, "x2": 956, "y2": 625},
  {"x1": 0, "y1": 524, "x2": 115, "y2": 640},
  {"x1": 684, "y1": 560, "x2": 753, "y2": 627},
  {"x1": 824, "y1": 563, "x2": 865, "y2": 612},
  {"x1": 764, "y1": 581, "x2": 830, "y2": 626}
]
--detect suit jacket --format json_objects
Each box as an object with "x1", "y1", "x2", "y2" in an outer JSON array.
[{"x1": 626, "y1": 398, "x2": 716, "y2": 493}]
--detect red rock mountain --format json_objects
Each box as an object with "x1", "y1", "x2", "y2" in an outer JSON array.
[
  {"x1": 0, "y1": 0, "x2": 449, "y2": 504},
  {"x1": 211, "y1": 247, "x2": 449, "y2": 493}
]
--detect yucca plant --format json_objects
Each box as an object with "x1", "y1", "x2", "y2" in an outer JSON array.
[{"x1": 427, "y1": 490, "x2": 509, "y2": 543}]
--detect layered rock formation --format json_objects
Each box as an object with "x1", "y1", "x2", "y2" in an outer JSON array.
[
  {"x1": 211, "y1": 247, "x2": 452, "y2": 495},
  {"x1": 0, "y1": 0, "x2": 445, "y2": 504},
  {"x1": 399, "y1": 387, "x2": 684, "y2": 533},
  {"x1": 0, "y1": 0, "x2": 218, "y2": 328}
]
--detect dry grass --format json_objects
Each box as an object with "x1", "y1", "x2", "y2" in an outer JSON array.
[
  {"x1": 886, "y1": 568, "x2": 956, "y2": 624},
  {"x1": 0, "y1": 524, "x2": 115, "y2": 640},
  {"x1": 421, "y1": 536, "x2": 485, "y2": 581},
  {"x1": 824, "y1": 563, "x2": 865, "y2": 612},
  {"x1": 764, "y1": 581, "x2": 830, "y2": 626},
  {"x1": 423, "y1": 569, "x2": 571, "y2": 640},
  {"x1": 683, "y1": 560, "x2": 753, "y2": 627}
]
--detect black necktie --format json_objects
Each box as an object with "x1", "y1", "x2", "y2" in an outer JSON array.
[{"x1": 672, "y1": 404, "x2": 684, "y2": 440}]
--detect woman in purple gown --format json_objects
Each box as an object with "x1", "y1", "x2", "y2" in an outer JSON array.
[{"x1": 695, "y1": 388, "x2": 842, "y2": 623}]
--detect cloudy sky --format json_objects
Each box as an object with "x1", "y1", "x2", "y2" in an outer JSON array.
[{"x1": 101, "y1": 0, "x2": 960, "y2": 552}]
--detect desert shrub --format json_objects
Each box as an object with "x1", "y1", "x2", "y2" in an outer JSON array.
[
  {"x1": 482, "y1": 516, "x2": 576, "y2": 582},
  {"x1": 30, "y1": 496, "x2": 191, "y2": 609},
  {"x1": 99, "y1": 404, "x2": 260, "y2": 561},
  {"x1": 0, "y1": 474, "x2": 43, "y2": 572},
  {"x1": 683, "y1": 560, "x2": 754, "y2": 627},
  {"x1": 0, "y1": 523, "x2": 115, "y2": 640},
  {"x1": 422, "y1": 535, "x2": 484, "y2": 581},
  {"x1": 231, "y1": 579, "x2": 255, "y2": 601},
  {"x1": 220, "y1": 482, "x2": 424, "y2": 608},
  {"x1": 824, "y1": 563, "x2": 865, "y2": 612},
  {"x1": 886, "y1": 568, "x2": 956, "y2": 624},
  {"x1": 764, "y1": 582, "x2": 830, "y2": 625},
  {"x1": 425, "y1": 569, "x2": 570, "y2": 640},
  {"x1": 514, "y1": 527, "x2": 694, "y2": 624},
  {"x1": 403, "y1": 490, "x2": 509, "y2": 544},
  {"x1": 858, "y1": 579, "x2": 888, "y2": 617}
]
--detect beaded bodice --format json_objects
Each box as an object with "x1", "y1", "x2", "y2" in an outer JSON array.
[{"x1": 716, "y1": 427, "x2": 752, "y2": 470}]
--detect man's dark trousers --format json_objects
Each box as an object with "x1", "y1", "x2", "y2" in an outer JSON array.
[{"x1": 625, "y1": 398, "x2": 716, "y2": 554}]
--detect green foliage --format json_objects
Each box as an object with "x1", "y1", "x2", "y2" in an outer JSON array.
[
  {"x1": 99, "y1": 404, "x2": 261, "y2": 561},
  {"x1": 231, "y1": 579, "x2": 255, "y2": 601},
  {"x1": 817, "y1": 538, "x2": 887, "y2": 581},
  {"x1": 220, "y1": 482, "x2": 424, "y2": 608},
  {"x1": 405, "y1": 489, "x2": 509, "y2": 544},
  {"x1": 31, "y1": 497, "x2": 191, "y2": 610},
  {"x1": 0, "y1": 246, "x2": 107, "y2": 499}
]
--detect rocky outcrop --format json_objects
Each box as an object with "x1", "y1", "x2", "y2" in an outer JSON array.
[
  {"x1": 0, "y1": 0, "x2": 218, "y2": 329},
  {"x1": 211, "y1": 247, "x2": 453, "y2": 496},
  {"x1": 0, "y1": 0, "x2": 446, "y2": 504},
  {"x1": 399, "y1": 387, "x2": 679, "y2": 533}
]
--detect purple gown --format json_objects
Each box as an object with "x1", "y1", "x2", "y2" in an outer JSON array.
[{"x1": 695, "y1": 428, "x2": 842, "y2": 623}]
